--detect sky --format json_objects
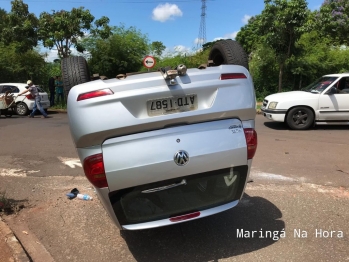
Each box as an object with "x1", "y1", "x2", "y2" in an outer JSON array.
[{"x1": 0, "y1": 0, "x2": 324, "y2": 62}]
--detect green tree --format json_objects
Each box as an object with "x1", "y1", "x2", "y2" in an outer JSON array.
[
  {"x1": 0, "y1": 9, "x2": 7, "y2": 37},
  {"x1": 236, "y1": 15, "x2": 262, "y2": 55},
  {"x1": 0, "y1": 0, "x2": 38, "y2": 52},
  {"x1": 296, "y1": 31, "x2": 349, "y2": 76},
  {"x1": 76, "y1": 16, "x2": 114, "y2": 53},
  {"x1": 38, "y1": 7, "x2": 95, "y2": 58},
  {"x1": 315, "y1": 0, "x2": 349, "y2": 45},
  {"x1": 249, "y1": 44, "x2": 279, "y2": 99},
  {"x1": 259, "y1": 0, "x2": 309, "y2": 92},
  {"x1": 0, "y1": 43, "x2": 46, "y2": 83},
  {"x1": 150, "y1": 41, "x2": 166, "y2": 57},
  {"x1": 88, "y1": 25, "x2": 149, "y2": 76}
]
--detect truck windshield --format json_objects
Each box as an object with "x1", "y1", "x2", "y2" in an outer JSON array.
[{"x1": 302, "y1": 77, "x2": 338, "y2": 93}]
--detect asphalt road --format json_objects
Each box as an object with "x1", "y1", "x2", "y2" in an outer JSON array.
[{"x1": 0, "y1": 113, "x2": 348, "y2": 262}]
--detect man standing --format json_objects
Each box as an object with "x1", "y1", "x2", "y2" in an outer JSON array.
[
  {"x1": 48, "y1": 76, "x2": 56, "y2": 106},
  {"x1": 55, "y1": 76, "x2": 64, "y2": 104},
  {"x1": 18, "y1": 80, "x2": 50, "y2": 118}
]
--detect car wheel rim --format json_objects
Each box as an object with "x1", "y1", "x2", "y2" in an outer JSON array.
[
  {"x1": 292, "y1": 110, "x2": 308, "y2": 126},
  {"x1": 17, "y1": 104, "x2": 26, "y2": 115}
]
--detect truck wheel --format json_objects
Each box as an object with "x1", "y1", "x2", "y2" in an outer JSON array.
[
  {"x1": 286, "y1": 107, "x2": 314, "y2": 130},
  {"x1": 208, "y1": 39, "x2": 249, "y2": 70},
  {"x1": 61, "y1": 56, "x2": 90, "y2": 99}
]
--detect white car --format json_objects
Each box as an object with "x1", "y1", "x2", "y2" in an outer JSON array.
[
  {"x1": 0, "y1": 83, "x2": 50, "y2": 116},
  {"x1": 261, "y1": 73, "x2": 349, "y2": 130}
]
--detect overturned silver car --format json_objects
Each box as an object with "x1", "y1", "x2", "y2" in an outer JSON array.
[{"x1": 63, "y1": 40, "x2": 258, "y2": 230}]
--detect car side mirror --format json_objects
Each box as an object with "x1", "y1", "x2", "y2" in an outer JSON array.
[{"x1": 327, "y1": 87, "x2": 337, "y2": 95}]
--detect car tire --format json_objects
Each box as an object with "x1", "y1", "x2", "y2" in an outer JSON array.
[
  {"x1": 286, "y1": 107, "x2": 314, "y2": 130},
  {"x1": 208, "y1": 39, "x2": 249, "y2": 70},
  {"x1": 61, "y1": 56, "x2": 91, "y2": 99},
  {"x1": 16, "y1": 102, "x2": 29, "y2": 116}
]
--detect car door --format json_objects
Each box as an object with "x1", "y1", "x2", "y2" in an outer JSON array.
[{"x1": 318, "y1": 77, "x2": 349, "y2": 121}]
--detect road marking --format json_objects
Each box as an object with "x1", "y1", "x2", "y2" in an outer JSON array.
[
  {"x1": 250, "y1": 171, "x2": 296, "y2": 181},
  {"x1": 58, "y1": 157, "x2": 82, "y2": 168},
  {"x1": 0, "y1": 168, "x2": 27, "y2": 177}
]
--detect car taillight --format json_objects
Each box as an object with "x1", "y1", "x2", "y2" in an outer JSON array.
[
  {"x1": 220, "y1": 73, "x2": 247, "y2": 80},
  {"x1": 244, "y1": 128, "x2": 257, "y2": 159},
  {"x1": 83, "y1": 154, "x2": 108, "y2": 188},
  {"x1": 26, "y1": 94, "x2": 34, "y2": 100},
  {"x1": 77, "y1": 88, "x2": 113, "y2": 101}
]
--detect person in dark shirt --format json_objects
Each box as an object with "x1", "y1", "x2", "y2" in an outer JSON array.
[
  {"x1": 55, "y1": 76, "x2": 64, "y2": 104},
  {"x1": 48, "y1": 76, "x2": 56, "y2": 106}
]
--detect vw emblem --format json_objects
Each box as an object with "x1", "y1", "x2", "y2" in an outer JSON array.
[{"x1": 174, "y1": 150, "x2": 189, "y2": 166}]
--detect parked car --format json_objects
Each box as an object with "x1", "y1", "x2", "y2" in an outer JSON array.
[
  {"x1": 0, "y1": 83, "x2": 50, "y2": 116},
  {"x1": 64, "y1": 40, "x2": 258, "y2": 230},
  {"x1": 261, "y1": 73, "x2": 349, "y2": 130}
]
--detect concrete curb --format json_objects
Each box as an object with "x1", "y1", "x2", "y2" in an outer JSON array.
[
  {"x1": 5, "y1": 214, "x2": 55, "y2": 262},
  {"x1": 0, "y1": 217, "x2": 30, "y2": 262}
]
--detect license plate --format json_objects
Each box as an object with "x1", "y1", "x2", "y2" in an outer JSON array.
[{"x1": 147, "y1": 94, "x2": 198, "y2": 116}]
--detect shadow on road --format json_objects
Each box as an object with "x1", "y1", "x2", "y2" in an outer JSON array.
[
  {"x1": 121, "y1": 194, "x2": 284, "y2": 262},
  {"x1": 263, "y1": 121, "x2": 349, "y2": 131},
  {"x1": 313, "y1": 125, "x2": 349, "y2": 130},
  {"x1": 263, "y1": 121, "x2": 289, "y2": 130}
]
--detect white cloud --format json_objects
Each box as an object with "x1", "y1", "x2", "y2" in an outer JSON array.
[
  {"x1": 152, "y1": 3, "x2": 183, "y2": 22},
  {"x1": 242, "y1": 15, "x2": 251, "y2": 25},
  {"x1": 42, "y1": 47, "x2": 90, "y2": 63},
  {"x1": 43, "y1": 49, "x2": 59, "y2": 62},
  {"x1": 194, "y1": 38, "x2": 205, "y2": 45},
  {"x1": 213, "y1": 31, "x2": 239, "y2": 42},
  {"x1": 213, "y1": 37, "x2": 224, "y2": 41},
  {"x1": 224, "y1": 31, "x2": 239, "y2": 39},
  {"x1": 162, "y1": 45, "x2": 195, "y2": 57},
  {"x1": 174, "y1": 45, "x2": 191, "y2": 53}
]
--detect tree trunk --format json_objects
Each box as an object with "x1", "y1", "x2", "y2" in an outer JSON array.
[
  {"x1": 278, "y1": 62, "x2": 284, "y2": 93},
  {"x1": 299, "y1": 74, "x2": 303, "y2": 90}
]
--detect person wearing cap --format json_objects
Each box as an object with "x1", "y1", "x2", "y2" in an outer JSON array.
[{"x1": 18, "y1": 80, "x2": 50, "y2": 118}]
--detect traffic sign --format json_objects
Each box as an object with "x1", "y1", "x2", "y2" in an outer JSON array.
[{"x1": 143, "y1": 56, "x2": 156, "y2": 69}]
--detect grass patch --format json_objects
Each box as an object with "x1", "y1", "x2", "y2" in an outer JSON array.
[
  {"x1": 0, "y1": 191, "x2": 10, "y2": 212},
  {"x1": 0, "y1": 191, "x2": 26, "y2": 215},
  {"x1": 50, "y1": 102, "x2": 67, "y2": 110}
]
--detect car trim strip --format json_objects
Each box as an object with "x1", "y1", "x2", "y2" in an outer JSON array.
[
  {"x1": 315, "y1": 120, "x2": 349, "y2": 122},
  {"x1": 261, "y1": 109, "x2": 287, "y2": 114},
  {"x1": 319, "y1": 111, "x2": 349, "y2": 113}
]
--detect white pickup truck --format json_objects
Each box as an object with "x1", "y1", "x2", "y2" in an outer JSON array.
[
  {"x1": 262, "y1": 73, "x2": 349, "y2": 130},
  {"x1": 62, "y1": 40, "x2": 258, "y2": 230}
]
